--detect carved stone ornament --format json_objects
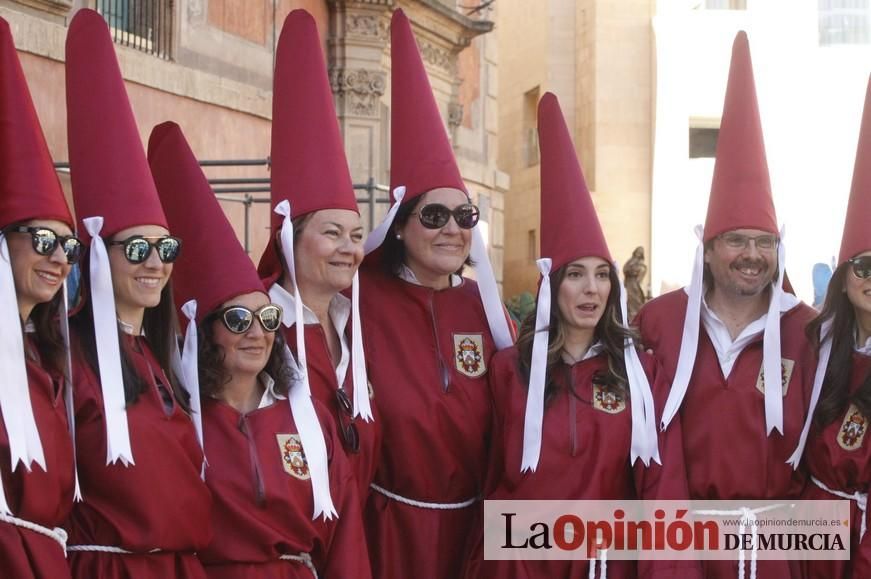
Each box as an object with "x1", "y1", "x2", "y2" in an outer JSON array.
[
  {"x1": 13, "y1": 0, "x2": 72, "y2": 17},
  {"x1": 329, "y1": 67, "x2": 387, "y2": 117},
  {"x1": 416, "y1": 38, "x2": 454, "y2": 74},
  {"x1": 448, "y1": 101, "x2": 464, "y2": 130},
  {"x1": 345, "y1": 13, "x2": 388, "y2": 41}
]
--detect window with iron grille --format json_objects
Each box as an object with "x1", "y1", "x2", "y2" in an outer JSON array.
[{"x1": 96, "y1": 0, "x2": 173, "y2": 60}]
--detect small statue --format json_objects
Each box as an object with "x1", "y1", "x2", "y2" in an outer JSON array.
[{"x1": 623, "y1": 246, "x2": 648, "y2": 323}]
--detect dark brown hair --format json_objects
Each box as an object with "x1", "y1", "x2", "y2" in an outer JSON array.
[
  {"x1": 807, "y1": 262, "x2": 871, "y2": 426},
  {"x1": 515, "y1": 262, "x2": 635, "y2": 404},
  {"x1": 28, "y1": 290, "x2": 67, "y2": 377},
  {"x1": 197, "y1": 314, "x2": 294, "y2": 398},
  {"x1": 70, "y1": 252, "x2": 189, "y2": 412}
]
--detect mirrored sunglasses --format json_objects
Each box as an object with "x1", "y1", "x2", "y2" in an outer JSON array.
[
  {"x1": 335, "y1": 387, "x2": 360, "y2": 453},
  {"x1": 7, "y1": 226, "x2": 83, "y2": 264},
  {"x1": 411, "y1": 203, "x2": 480, "y2": 230},
  {"x1": 848, "y1": 256, "x2": 871, "y2": 280},
  {"x1": 109, "y1": 235, "x2": 182, "y2": 264},
  {"x1": 214, "y1": 304, "x2": 284, "y2": 334}
]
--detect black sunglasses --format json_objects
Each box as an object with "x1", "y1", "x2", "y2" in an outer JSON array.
[
  {"x1": 335, "y1": 387, "x2": 360, "y2": 454},
  {"x1": 210, "y1": 304, "x2": 284, "y2": 334},
  {"x1": 6, "y1": 226, "x2": 83, "y2": 264},
  {"x1": 109, "y1": 235, "x2": 182, "y2": 264},
  {"x1": 411, "y1": 203, "x2": 480, "y2": 230},
  {"x1": 848, "y1": 256, "x2": 871, "y2": 280}
]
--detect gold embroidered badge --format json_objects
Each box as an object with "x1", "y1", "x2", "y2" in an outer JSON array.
[
  {"x1": 754, "y1": 358, "x2": 795, "y2": 397},
  {"x1": 838, "y1": 405, "x2": 868, "y2": 451},
  {"x1": 454, "y1": 334, "x2": 486, "y2": 378},
  {"x1": 592, "y1": 383, "x2": 626, "y2": 414},
  {"x1": 276, "y1": 434, "x2": 310, "y2": 480}
]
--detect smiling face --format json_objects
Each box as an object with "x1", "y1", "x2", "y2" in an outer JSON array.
[
  {"x1": 108, "y1": 224, "x2": 173, "y2": 324},
  {"x1": 704, "y1": 228, "x2": 778, "y2": 300},
  {"x1": 397, "y1": 187, "x2": 472, "y2": 288},
  {"x1": 210, "y1": 291, "x2": 275, "y2": 380},
  {"x1": 293, "y1": 209, "x2": 364, "y2": 298},
  {"x1": 556, "y1": 257, "x2": 612, "y2": 340},
  {"x1": 846, "y1": 250, "x2": 871, "y2": 334},
  {"x1": 6, "y1": 219, "x2": 73, "y2": 320}
]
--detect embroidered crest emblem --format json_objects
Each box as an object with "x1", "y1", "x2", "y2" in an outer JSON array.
[
  {"x1": 454, "y1": 334, "x2": 486, "y2": 378},
  {"x1": 592, "y1": 383, "x2": 626, "y2": 414},
  {"x1": 838, "y1": 405, "x2": 868, "y2": 451},
  {"x1": 276, "y1": 434, "x2": 310, "y2": 480},
  {"x1": 754, "y1": 358, "x2": 795, "y2": 397}
]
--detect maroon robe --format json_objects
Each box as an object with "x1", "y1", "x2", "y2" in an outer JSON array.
[
  {"x1": 198, "y1": 394, "x2": 372, "y2": 578},
  {"x1": 285, "y1": 321, "x2": 382, "y2": 502},
  {"x1": 68, "y1": 332, "x2": 212, "y2": 579},
  {"x1": 0, "y1": 336, "x2": 75, "y2": 579},
  {"x1": 802, "y1": 352, "x2": 871, "y2": 578},
  {"x1": 462, "y1": 347, "x2": 701, "y2": 579},
  {"x1": 635, "y1": 289, "x2": 817, "y2": 578},
  {"x1": 358, "y1": 266, "x2": 496, "y2": 579}
]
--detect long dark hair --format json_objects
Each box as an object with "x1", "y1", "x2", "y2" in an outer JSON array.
[
  {"x1": 27, "y1": 288, "x2": 67, "y2": 377},
  {"x1": 515, "y1": 262, "x2": 635, "y2": 404},
  {"x1": 807, "y1": 262, "x2": 871, "y2": 426},
  {"x1": 197, "y1": 315, "x2": 294, "y2": 398},
  {"x1": 380, "y1": 192, "x2": 474, "y2": 278},
  {"x1": 70, "y1": 252, "x2": 189, "y2": 412}
]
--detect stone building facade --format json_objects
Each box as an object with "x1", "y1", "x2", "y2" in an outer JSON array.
[{"x1": 1, "y1": 0, "x2": 508, "y2": 286}]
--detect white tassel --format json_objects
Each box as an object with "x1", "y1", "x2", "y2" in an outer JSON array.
[
  {"x1": 59, "y1": 280, "x2": 82, "y2": 501},
  {"x1": 363, "y1": 187, "x2": 406, "y2": 255},
  {"x1": 762, "y1": 226, "x2": 787, "y2": 435},
  {"x1": 350, "y1": 272, "x2": 373, "y2": 421},
  {"x1": 470, "y1": 227, "x2": 513, "y2": 351},
  {"x1": 520, "y1": 258, "x2": 552, "y2": 472},
  {"x1": 787, "y1": 319, "x2": 832, "y2": 468}
]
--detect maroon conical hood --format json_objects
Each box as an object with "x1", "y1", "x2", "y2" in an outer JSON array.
[
  {"x1": 538, "y1": 92, "x2": 611, "y2": 270},
  {"x1": 839, "y1": 75, "x2": 871, "y2": 264},
  {"x1": 66, "y1": 9, "x2": 167, "y2": 241},
  {"x1": 704, "y1": 31, "x2": 777, "y2": 242},
  {"x1": 148, "y1": 122, "x2": 266, "y2": 327},
  {"x1": 0, "y1": 17, "x2": 72, "y2": 229},
  {"x1": 258, "y1": 9, "x2": 358, "y2": 285},
  {"x1": 389, "y1": 9, "x2": 465, "y2": 203}
]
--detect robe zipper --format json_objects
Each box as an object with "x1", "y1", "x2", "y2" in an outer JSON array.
[{"x1": 238, "y1": 415, "x2": 266, "y2": 506}]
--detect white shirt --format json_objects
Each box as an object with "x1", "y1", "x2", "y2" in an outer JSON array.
[
  {"x1": 560, "y1": 341, "x2": 604, "y2": 366},
  {"x1": 856, "y1": 332, "x2": 871, "y2": 356},
  {"x1": 699, "y1": 290, "x2": 801, "y2": 378},
  {"x1": 268, "y1": 283, "x2": 352, "y2": 387},
  {"x1": 258, "y1": 372, "x2": 287, "y2": 409},
  {"x1": 398, "y1": 264, "x2": 462, "y2": 288}
]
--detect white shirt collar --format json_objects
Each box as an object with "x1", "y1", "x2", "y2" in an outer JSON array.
[
  {"x1": 560, "y1": 340, "x2": 604, "y2": 366},
  {"x1": 856, "y1": 331, "x2": 871, "y2": 356},
  {"x1": 698, "y1": 288, "x2": 800, "y2": 378},
  {"x1": 23, "y1": 319, "x2": 36, "y2": 334},
  {"x1": 398, "y1": 264, "x2": 462, "y2": 288},
  {"x1": 257, "y1": 372, "x2": 287, "y2": 409},
  {"x1": 268, "y1": 283, "x2": 353, "y2": 386}
]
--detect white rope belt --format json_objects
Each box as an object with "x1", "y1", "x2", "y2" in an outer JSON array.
[
  {"x1": 280, "y1": 553, "x2": 318, "y2": 578},
  {"x1": 693, "y1": 503, "x2": 787, "y2": 579},
  {"x1": 812, "y1": 476, "x2": 868, "y2": 541},
  {"x1": 369, "y1": 483, "x2": 479, "y2": 510},
  {"x1": 67, "y1": 545, "x2": 163, "y2": 554},
  {"x1": 0, "y1": 513, "x2": 68, "y2": 554}
]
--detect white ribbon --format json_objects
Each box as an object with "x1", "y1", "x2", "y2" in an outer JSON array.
[
  {"x1": 82, "y1": 217, "x2": 134, "y2": 466},
  {"x1": 660, "y1": 225, "x2": 705, "y2": 431},
  {"x1": 0, "y1": 236, "x2": 47, "y2": 475},
  {"x1": 520, "y1": 258, "x2": 552, "y2": 472},
  {"x1": 587, "y1": 547, "x2": 607, "y2": 579},
  {"x1": 470, "y1": 226, "x2": 513, "y2": 351},
  {"x1": 0, "y1": 234, "x2": 46, "y2": 516},
  {"x1": 59, "y1": 281, "x2": 82, "y2": 501},
  {"x1": 274, "y1": 201, "x2": 337, "y2": 520},
  {"x1": 350, "y1": 272, "x2": 373, "y2": 421},
  {"x1": 170, "y1": 300, "x2": 205, "y2": 478},
  {"x1": 787, "y1": 319, "x2": 833, "y2": 469},
  {"x1": 616, "y1": 262, "x2": 661, "y2": 467},
  {"x1": 762, "y1": 226, "x2": 787, "y2": 435},
  {"x1": 363, "y1": 186, "x2": 406, "y2": 256}
]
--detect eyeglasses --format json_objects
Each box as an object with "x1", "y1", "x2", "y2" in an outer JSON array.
[
  {"x1": 6, "y1": 226, "x2": 83, "y2": 264},
  {"x1": 410, "y1": 203, "x2": 480, "y2": 230},
  {"x1": 848, "y1": 256, "x2": 871, "y2": 280},
  {"x1": 718, "y1": 233, "x2": 778, "y2": 251},
  {"x1": 211, "y1": 304, "x2": 284, "y2": 334},
  {"x1": 335, "y1": 387, "x2": 360, "y2": 454},
  {"x1": 109, "y1": 235, "x2": 182, "y2": 264}
]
